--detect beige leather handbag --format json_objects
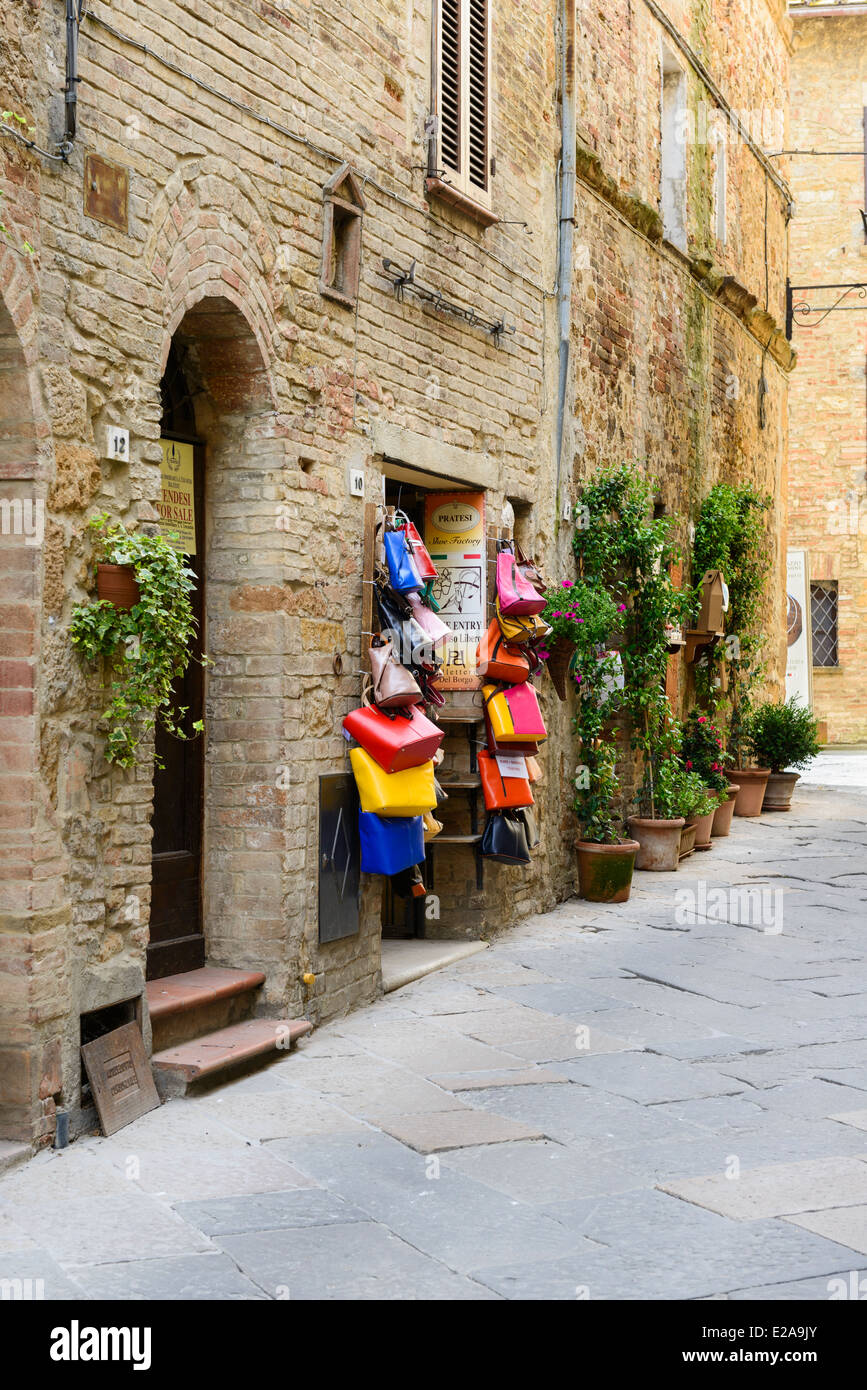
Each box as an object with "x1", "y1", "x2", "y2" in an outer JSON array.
[{"x1": 369, "y1": 637, "x2": 422, "y2": 709}]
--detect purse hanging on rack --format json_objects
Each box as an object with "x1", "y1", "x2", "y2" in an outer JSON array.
[
  {"x1": 514, "y1": 542, "x2": 548, "y2": 598},
  {"x1": 481, "y1": 809, "x2": 532, "y2": 865},
  {"x1": 350, "y1": 748, "x2": 437, "y2": 816},
  {"x1": 422, "y1": 810, "x2": 443, "y2": 841},
  {"x1": 482, "y1": 682, "x2": 548, "y2": 743},
  {"x1": 476, "y1": 619, "x2": 534, "y2": 684},
  {"x1": 477, "y1": 749, "x2": 534, "y2": 811},
  {"x1": 407, "y1": 591, "x2": 453, "y2": 649},
  {"x1": 369, "y1": 637, "x2": 423, "y2": 709},
  {"x1": 482, "y1": 705, "x2": 540, "y2": 758},
  {"x1": 397, "y1": 514, "x2": 438, "y2": 582},
  {"x1": 495, "y1": 597, "x2": 552, "y2": 647},
  {"x1": 384, "y1": 529, "x2": 423, "y2": 594},
  {"x1": 343, "y1": 699, "x2": 444, "y2": 774},
  {"x1": 359, "y1": 812, "x2": 425, "y2": 876},
  {"x1": 496, "y1": 540, "x2": 547, "y2": 617},
  {"x1": 515, "y1": 805, "x2": 540, "y2": 849}
]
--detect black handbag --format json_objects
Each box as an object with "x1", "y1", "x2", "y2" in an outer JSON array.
[{"x1": 481, "y1": 810, "x2": 532, "y2": 865}]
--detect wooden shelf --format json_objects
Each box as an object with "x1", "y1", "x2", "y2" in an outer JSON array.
[
  {"x1": 429, "y1": 834, "x2": 483, "y2": 847},
  {"x1": 437, "y1": 776, "x2": 482, "y2": 790}
]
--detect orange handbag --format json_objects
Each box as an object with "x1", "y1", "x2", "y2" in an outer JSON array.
[
  {"x1": 478, "y1": 750, "x2": 534, "y2": 811},
  {"x1": 476, "y1": 620, "x2": 533, "y2": 684}
]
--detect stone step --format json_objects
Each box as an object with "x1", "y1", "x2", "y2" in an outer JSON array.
[
  {"x1": 146, "y1": 966, "x2": 267, "y2": 1052},
  {"x1": 151, "y1": 1018, "x2": 312, "y2": 1098},
  {"x1": 0, "y1": 1140, "x2": 31, "y2": 1176}
]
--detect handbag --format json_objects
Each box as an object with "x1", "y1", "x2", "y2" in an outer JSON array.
[
  {"x1": 478, "y1": 750, "x2": 534, "y2": 811},
  {"x1": 343, "y1": 701, "x2": 444, "y2": 773},
  {"x1": 483, "y1": 706, "x2": 540, "y2": 758},
  {"x1": 476, "y1": 619, "x2": 533, "y2": 683},
  {"x1": 495, "y1": 598, "x2": 552, "y2": 647},
  {"x1": 496, "y1": 541, "x2": 547, "y2": 617},
  {"x1": 515, "y1": 805, "x2": 540, "y2": 849},
  {"x1": 525, "y1": 755, "x2": 544, "y2": 784},
  {"x1": 481, "y1": 810, "x2": 532, "y2": 865},
  {"x1": 422, "y1": 810, "x2": 443, "y2": 841},
  {"x1": 407, "y1": 592, "x2": 453, "y2": 649},
  {"x1": 482, "y1": 682, "x2": 548, "y2": 743},
  {"x1": 434, "y1": 777, "x2": 449, "y2": 805},
  {"x1": 384, "y1": 529, "x2": 423, "y2": 594},
  {"x1": 359, "y1": 812, "x2": 424, "y2": 875},
  {"x1": 515, "y1": 543, "x2": 547, "y2": 597},
  {"x1": 369, "y1": 637, "x2": 422, "y2": 709},
  {"x1": 400, "y1": 516, "x2": 438, "y2": 582},
  {"x1": 350, "y1": 748, "x2": 437, "y2": 816}
]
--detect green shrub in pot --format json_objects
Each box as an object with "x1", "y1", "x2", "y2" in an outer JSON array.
[{"x1": 745, "y1": 699, "x2": 821, "y2": 811}]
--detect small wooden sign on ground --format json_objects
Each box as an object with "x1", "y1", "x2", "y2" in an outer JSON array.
[{"x1": 80, "y1": 1022, "x2": 161, "y2": 1136}]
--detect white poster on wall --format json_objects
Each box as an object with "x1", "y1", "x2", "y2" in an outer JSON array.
[{"x1": 785, "y1": 549, "x2": 812, "y2": 709}]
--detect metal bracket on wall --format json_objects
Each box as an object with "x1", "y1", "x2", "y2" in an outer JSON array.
[
  {"x1": 787, "y1": 278, "x2": 867, "y2": 335},
  {"x1": 381, "y1": 259, "x2": 516, "y2": 346}
]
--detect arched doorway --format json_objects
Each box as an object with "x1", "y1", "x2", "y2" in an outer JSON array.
[{"x1": 149, "y1": 296, "x2": 275, "y2": 983}]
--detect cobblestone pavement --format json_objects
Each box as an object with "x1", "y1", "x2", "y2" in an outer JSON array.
[{"x1": 3, "y1": 757, "x2": 867, "y2": 1300}]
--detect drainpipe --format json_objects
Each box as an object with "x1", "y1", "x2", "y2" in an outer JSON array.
[{"x1": 555, "y1": 0, "x2": 576, "y2": 532}]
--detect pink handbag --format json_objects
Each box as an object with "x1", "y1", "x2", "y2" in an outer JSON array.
[
  {"x1": 407, "y1": 592, "x2": 453, "y2": 649},
  {"x1": 496, "y1": 542, "x2": 547, "y2": 616},
  {"x1": 483, "y1": 681, "x2": 548, "y2": 742}
]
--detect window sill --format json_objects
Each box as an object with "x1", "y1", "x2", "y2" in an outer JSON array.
[
  {"x1": 320, "y1": 282, "x2": 357, "y2": 310},
  {"x1": 425, "y1": 176, "x2": 499, "y2": 229}
]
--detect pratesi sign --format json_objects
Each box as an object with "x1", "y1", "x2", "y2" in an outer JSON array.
[
  {"x1": 424, "y1": 491, "x2": 486, "y2": 691},
  {"x1": 158, "y1": 438, "x2": 196, "y2": 554}
]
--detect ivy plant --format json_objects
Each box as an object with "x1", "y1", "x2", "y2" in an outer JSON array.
[
  {"x1": 70, "y1": 514, "x2": 208, "y2": 769},
  {"x1": 561, "y1": 579, "x2": 628, "y2": 844},
  {"x1": 573, "y1": 462, "x2": 696, "y2": 819},
  {"x1": 692, "y1": 481, "x2": 772, "y2": 757}
]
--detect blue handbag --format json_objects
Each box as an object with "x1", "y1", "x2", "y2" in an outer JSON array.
[
  {"x1": 384, "y1": 530, "x2": 422, "y2": 594},
  {"x1": 359, "y1": 811, "x2": 424, "y2": 875}
]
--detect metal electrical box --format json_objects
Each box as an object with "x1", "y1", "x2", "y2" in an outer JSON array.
[{"x1": 318, "y1": 774, "x2": 360, "y2": 943}]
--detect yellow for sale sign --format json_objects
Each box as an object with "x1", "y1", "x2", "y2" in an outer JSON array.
[{"x1": 158, "y1": 439, "x2": 196, "y2": 554}]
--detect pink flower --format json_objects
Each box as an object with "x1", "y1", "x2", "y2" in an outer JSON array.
[
  {"x1": 617, "y1": 603, "x2": 627, "y2": 612},
  {"x1": 685, "y1": 759, "x2": 693, "y2": 770},
  {"x1": 561, "y1": 580, "x2": 574, "y2": 588},
  {"x1": 553, "y1": 610, "x2": 562, "y2": 618},
  {"x1": 577, "y1": 617, "x2": 584, "y2": 623},
  {"x1": 711, "y1": 762, "x2": 720, "y2": 771},
  {"x1": 698, "y1": 716, "x2": 707, "y2": 724}
]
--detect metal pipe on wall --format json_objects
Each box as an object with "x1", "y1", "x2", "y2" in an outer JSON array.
[{"x1": 555, "y1": 0, "x2": 577, "y2": 528}]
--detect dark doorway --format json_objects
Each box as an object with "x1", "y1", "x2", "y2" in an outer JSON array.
[{"x1": 147, "y1": 344, "x2": 206, "y2": 980}]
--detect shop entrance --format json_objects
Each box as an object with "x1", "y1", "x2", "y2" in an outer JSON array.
[{"x1": 147, "y1": 344, "x2": 206, "y2": 980}]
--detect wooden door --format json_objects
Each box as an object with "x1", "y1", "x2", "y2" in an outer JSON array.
[{"x1": 147, "y1": 439, "x2": 205, "y2": 980}]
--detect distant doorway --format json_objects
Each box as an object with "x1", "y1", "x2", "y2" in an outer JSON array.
[{"x1": 147, "y1": 344, "x2": 205, "y2": 980}]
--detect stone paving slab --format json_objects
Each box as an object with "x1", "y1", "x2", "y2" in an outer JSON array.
[
  {"x1": 100, "y1": 1142, "x2": 318, "y2": 1202},
  {"x1": 550, "y1": 1052, "x2": 743, "y2": 1104},
  {"x1": 219, "y1": 1220, "x2": 502, "y2": 1300},
  {"x1": 0, "y1": 1250, "x2": 92, "y2": 1300},
  {"x1": 67, "y1": 1252, "x2": 269, "y2": 1300},
  {"x1": 10, "y1": 1193, "x2": 212, "y2": 1265},
  {"x1": 372, "y1": 1107, "x2": 546, "y2": 1152},
  {"x1": 174, "y1": 1188, "x2": 370, "y2": 1236},
  {"x1": 659, "y1": 1155, "x2": 867, "y2": 1220},
  {"x1": 430, "y1": 1066, "x2": 568, "y2": 1091},
  {"x1": 784, "y1": 1204, "x2": 867, "y2": 1256}
]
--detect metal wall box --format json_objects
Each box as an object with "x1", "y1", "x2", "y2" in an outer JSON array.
[
  {"x1": 318, "y1": 773, "x2": 360, "y2": 943},
  {"x1": 84, "y1": 153, "x2": 129, "y2": 233}
]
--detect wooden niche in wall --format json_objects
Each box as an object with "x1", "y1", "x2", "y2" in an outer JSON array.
[{"x1": 320, "y1": 163, "x2": 366, "y2": 309}]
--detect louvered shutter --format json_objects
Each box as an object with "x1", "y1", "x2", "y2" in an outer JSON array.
[{"x1": 437, "y1": 0, "x2": 490, "y2": 203}]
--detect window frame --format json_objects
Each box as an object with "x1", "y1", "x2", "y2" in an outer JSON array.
[
  {"x1": 810, "y1": 580, "x2": 840, "y2": 669},
  {"x1": 430, "y1": 0, "x2": 493, "y2": 218},
  {"x1": 660, "y1": 42, "x2": 688, "y2": 254}
]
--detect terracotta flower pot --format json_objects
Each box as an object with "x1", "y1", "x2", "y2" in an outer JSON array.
[
  {"x1": 97, "y1": 562, "x2": 141, "y2": 611},
  {"x1": 762, "y1": 771, "x2": 800, "y2": 812},
  {"x1": 628, "y1": 816, "x2": 685, "y2": 872},
  {"x1": 689, "y1": 804, "x2": 716, "y2": 850},
  {"x1": 576, "y1": 838, "x2": 639, "y2": 903},
  {"x1": 679, "y1": 822, "x2": 698, "y2": 858},
  {"x1": 545, "y1": 634, "x2": 574, "y2": 701},
  {"x1": 727, "y1": 768, "x2": 770, "y2": 817},
  {"x1": 711, "y1": 786, "x2": 739, "y2": 837}
]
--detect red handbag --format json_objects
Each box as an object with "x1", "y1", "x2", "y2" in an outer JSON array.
[
  {"x1": 405, "y1": 520, "x2": 438, "y2": 582},
  {"x1": 343, "y1": 702, "x2": 444, "y2": 773},
  {"x1": 478, "y1": 750, "x2": 534, "y2": 811}
]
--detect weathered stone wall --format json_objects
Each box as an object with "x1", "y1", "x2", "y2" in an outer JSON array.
[
  {"x1": 0, "y1": 0, "x2": 791, "y2": 1144},
  {"x1": 789, "y1": 9, "x2": 867, "y2": 744}
]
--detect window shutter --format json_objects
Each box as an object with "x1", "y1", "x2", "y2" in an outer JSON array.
[
  {"x1": 467, "y1": 0, "x2": 488, "y2": 193},
  {"x1": 440, "y1": 0, "x2": 461, "y2": 176}
]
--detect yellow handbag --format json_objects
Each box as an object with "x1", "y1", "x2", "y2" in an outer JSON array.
[
  {"x1": 482, "y1": 683, "x2": 548, "y2": 743},
  {"x1": 495, "y1": 598, "x2": 552, "y2": 646},
  {"x1": 422, "y1": 811, "x2": 443, "y2": 841},
  {"x1": 350, "y1": 748, "x2": 437, "y2": 816}
]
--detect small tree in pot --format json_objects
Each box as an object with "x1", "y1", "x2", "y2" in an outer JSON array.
[
  {"x1": 746, "y1": 698, "x2": 821, "y2": 811},
  {"x1": 680, "y1": 709, "x2": 737, "y2": 839},
  {"x1": 569, "y1": 584, "x2": 637, "y2": 902}
]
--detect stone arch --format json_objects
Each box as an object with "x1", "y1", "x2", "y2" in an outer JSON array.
[{"x1": 151, "y1": 293, "x2": 290, "y2": 993}]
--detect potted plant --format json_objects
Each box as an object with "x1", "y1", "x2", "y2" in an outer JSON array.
[
  {"x1": 746, "y1": 698, "x2": 821, "y2": 811},
  {"x1": 569, "y1": 581, "x2": 638, "y2": 901},
  {"x1": 680, "y1": 709, "x2": 738, "y2": 838},
  {"x1": 540, "y1": 577, "x2": 627, "y2": 700},
  {"x1": 70, "y1": 514, "x2": 207, "y2": 768},
  {"x1": 629, "y1": 755, "x2": 689, "y2": 871},
  {"x1": 684, "y1": 783, "x2": 725, "y2": 852}
]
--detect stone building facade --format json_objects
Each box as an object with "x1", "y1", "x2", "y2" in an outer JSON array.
[
  {"x1": 0, "y1": 0, "x2": 792, "y2": 1148},
  {"x1": 788, "y1": 1, "x2": 867, "y2": 745}
]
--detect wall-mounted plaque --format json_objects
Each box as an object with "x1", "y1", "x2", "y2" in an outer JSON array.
[{"x1": 158, "y1": 438, "x2": 197, "y2": 553}]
